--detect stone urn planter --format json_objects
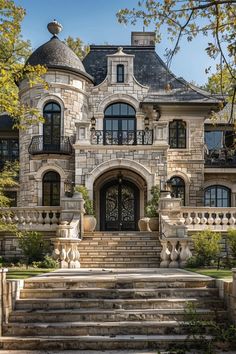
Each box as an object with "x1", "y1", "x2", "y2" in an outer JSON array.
[
  {"x1": 84, "y1": 215, "x2": 97, "y2": 232},
  {"x1": 138, "y1": 217, "x2": 151, "y2": 232},
  {"x1": 148, "y1": 216, "x2": 159, "y2": 231}
]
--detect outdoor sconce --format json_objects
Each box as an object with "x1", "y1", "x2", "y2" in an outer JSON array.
[
  {"x1": 155, "y1": 109, "x2": 161, "y2": 120},
  {"x1": 64, "y1": 180, "x2": 74, "y2": 198},
  {"x1": 91, "y1": 116, "x2": 96, "y2": 130},
  {"x1": 144, "y1": 116, "x2": 149, "y2": 129},
  {"x1": 165, "y1": 179, "x2": 172, "y2": 192}
]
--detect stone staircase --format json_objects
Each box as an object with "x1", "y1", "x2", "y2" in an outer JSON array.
[
  {"x1": 79, "y1": 231, "x2": 160, "y2": 268},
  {"x1": 0, "y1": 269, "x2": 227, "y2": 351}
]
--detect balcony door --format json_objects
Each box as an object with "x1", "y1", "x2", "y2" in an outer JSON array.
[
  {"x1": 100, "y1": 178, "x2": 139, "y2": 231},
  {"x1": 43, "y1": 102, "x2": 61, "y2": 152},
  {"x1": 42, "y1": 171, "x2": 60, "y2": 206},
  {"x1": 104, "y1": 103, "x2": 136, "y2": 145}
]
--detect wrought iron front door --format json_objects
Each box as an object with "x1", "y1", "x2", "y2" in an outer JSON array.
[{"x1": 101, "y1": 180, "x2": 139, "y2": 231}]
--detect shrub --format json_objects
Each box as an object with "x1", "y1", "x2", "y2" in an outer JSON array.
[
  {"x1": 41, "y1": 255, "x2": 58, "y2": 269},
  {"x1": 191, "y1": 229, "x2": 221, "y2": 266},
  {"x1": 75, "y1": 185, "x2": 94, "y2": 215},
  {"x1": 227, "y1": 229, "x2": 236, "y2": 259},
  {"x1": 145, "y1": 185, "x2": 160, "y2": 217},
  {"x1": 17, "y1": 231, "x2": 48, "y2": 265}
]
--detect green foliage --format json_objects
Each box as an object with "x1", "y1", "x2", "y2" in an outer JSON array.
[
  {"x1": 191, "y1": 230, "x2": 221, "y2": 266},
  {"x1": 182, "y1": 302, "x2": 236, "y2": 353},
  {"x1": 75, "y1": 185, "x2": 94, "y2": 215},
  {"x1": 40, "y1": 255, "x2": 58, "y2": 269},
  {"x1": 117, "y1": 1, "x2": 235, "y2": 95},
  {"x1": 0, "y1": 0, "x2": 47, "y2": 127},
  {"x1": 17, "y1": 231, "x2": 49, "y2": 265},
  {"x1": 64, "y1": 36, "x2": 90, "y2": 60},
  {"x1": 227, "y1": 228, "x2": 236, "y2": 259},
  {"x1": 145, "y1": 185, "x2": 160, "y2": 217}
]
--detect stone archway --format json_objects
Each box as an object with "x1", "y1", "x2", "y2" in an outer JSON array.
[{"x1": 92, "y1": 167, "x2": 148, "y2": 231}]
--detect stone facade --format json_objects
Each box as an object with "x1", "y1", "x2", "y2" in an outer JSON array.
[{"x1": 1, "y1": 25, "x2": 235, "y2": 233}]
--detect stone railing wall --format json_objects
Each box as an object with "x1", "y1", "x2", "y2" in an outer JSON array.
[
  {"x1": 180, "y1": 207, "x2": 236, "y2": 231},
  {"x1": 0, "y1": 206, "x2": 62, "y2": 231},
  {"x1": 216, "y1": 268, "x2": 236, "y2": 325}
]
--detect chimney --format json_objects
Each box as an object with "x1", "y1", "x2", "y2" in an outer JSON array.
[{"x1": 131, "y1": 32, "x2": 156, "y2": 46}]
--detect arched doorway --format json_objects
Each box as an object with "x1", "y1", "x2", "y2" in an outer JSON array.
[{"x1": 100, "y1": 176, "x2": 140, "y2": 231}]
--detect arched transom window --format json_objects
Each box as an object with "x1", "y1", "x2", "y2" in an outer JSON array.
[
  {"x1": 42, "y1": 171, "x2": 60, "y2": 206},
  {"x1": 169, "y1": 120, "x2": 186, "y2": 148},
  {"x1": 204, "y1": 185, "x2": 231, "y2": 207},
  {"x1": 43, "y1": 102, "x2": 61, "y2": 151},
  {"x1": 104, "y1": 103, "x2": 136, "y2": 145}
]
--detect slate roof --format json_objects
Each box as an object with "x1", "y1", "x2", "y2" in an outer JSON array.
[
  {"x1": 27, "y1": 36, "x2": 93, "y2": 81},
  {"x1": 83, "y1": 45, "x2": 221, "y2": 105}
]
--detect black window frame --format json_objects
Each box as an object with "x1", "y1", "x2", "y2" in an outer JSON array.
[
  {"x1": 104, "y1": 103, "x2": 136, "y2": 145},
  {"x1": 169, "y1": 120, "x2": 186, "y2": 149},
  {"x1": 0, "y1": 138, "x2": 19, "y2": 169},
  {"x1": 43, "y1": 102, "x2": 61, "y2": 150},
  {"x1": 42, "y1": 171, "x2": 61, "y2": 206},
  {"x1": 169, "y1": 176, "x2": 185, "y2": 205},
  {"x1": 117, "y1": 64, "x2": 125, "y2": 83},
  {"x1": 204, "y1": 185, "x2": 231, "y2": 207}
]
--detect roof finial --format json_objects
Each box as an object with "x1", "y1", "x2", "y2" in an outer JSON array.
[{"x1": 47, "y1": 20, "x2": 63, "y2": 37}]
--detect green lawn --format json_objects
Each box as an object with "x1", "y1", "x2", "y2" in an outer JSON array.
[
  {"x1": 186, "y1": 268, "x2": 233, "y2": 280},
  {"x1": 6, "y1": 267, "x2": 55, "y2": 279}
]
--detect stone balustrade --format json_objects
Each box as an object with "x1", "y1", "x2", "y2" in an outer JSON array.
[
  {"x1": 180, "y1": 207, "x2": 236, "y2": 231},
  {"x1": 0, "y1": 206, "x2": 62, "y2": 231}
]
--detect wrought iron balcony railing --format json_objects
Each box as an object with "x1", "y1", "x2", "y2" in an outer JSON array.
[
  {"x1": 28, "y1": 136, "x2": 73, "y2": 155},
  {"x1": 204, "y1": 148, "x2": 236, "y2": 167},
  {"x1": 91, "y1": 129, "x2": 153, "y2": 145}
]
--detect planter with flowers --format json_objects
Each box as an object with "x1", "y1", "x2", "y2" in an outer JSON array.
[{"x1": 75, "y1": 185, "x2": 96, "y2": 232}]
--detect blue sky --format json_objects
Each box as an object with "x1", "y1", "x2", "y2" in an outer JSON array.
[{"x1": 15, "y1": 0, "x2": 215, "y2": 86}]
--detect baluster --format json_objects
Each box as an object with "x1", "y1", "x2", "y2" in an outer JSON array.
[
  {"x1": 169, "y1": 240, "x2": 179, "y2": 268},
  {"x1": 207, "y1": 212, "x2": 214, "y2": 226},
  {"x1": 229, "y1": 213, "x2": 236, "y2": 226},
  {"x1": 200, "y1": 212, "x2": 207, "y2": 226},
  {"x1": 160, "y1": 240, "x2": 171, "y2": 268},
  {"x1": 44, "y1": 211, "x2": 51, "y2": 225},
  {"x1": 179, "y1": 239, "x2": 192, "y2": 268},
  {"x1": 222, "y1": 212, "x2": 229, "y2": 230},
  {"x1": 38, "y1": 210, "x2": 44, "y2": 225},
  {"x1": 193, "y1": 212, "x2": 201, "y2": 229},
  {"x1": 25, "y1": 211, "x2": 31, "y2": 225},
  {"x1": 185, "y1": 213, "x2": 193, "y2": 226},
  {"x1": 51, "y1": 210, "x2": 58, "y2": 225},
  {"x1": 214, "y1": 211, "x2": 221, "y2": 230}
]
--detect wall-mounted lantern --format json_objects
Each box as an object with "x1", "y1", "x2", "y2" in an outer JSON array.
[{"x1": 91, "y1": 116, "x2": 96, "y2": 130}]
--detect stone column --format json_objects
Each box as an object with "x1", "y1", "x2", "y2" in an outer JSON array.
[{"x1": 0, "y1": 268, "x2": 8, "y2": 336}]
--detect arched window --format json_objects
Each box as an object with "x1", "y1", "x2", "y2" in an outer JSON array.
[
  {"x1": 204, "y1": 185, "x2": 231, "y2": 207},
  {"x1": 43, "y1": 102, "x2": 61, "y2": 151},
  {"x1": 169, "y1": 120, "x2": 186, "y2": 148},
  {"x1": 117, "y1": 64, "x2": 124, "y2": 83},
  {"x1": 42, "y1": 171, "x2": 60, "y2": 206},
  {"x1": 104, "y1": 103, "x2": 136, "y2": 145},
  {"x1": 169, "y1": 176, "x2": 185, "y2": 205}
]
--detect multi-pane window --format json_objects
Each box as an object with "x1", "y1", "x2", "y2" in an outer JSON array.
[
  {"x1": 0, "y1": 138, "x2": 19, "y2": 168},
  {"x1": 43, "y1": 102, "x2": 61, "y2": 151},
  {"x1": 104, "y1": 103, "x2": 136, "y2": 145},
  {"x1": 169, "y1": 176, "x2": 185, "y2": 205},
  {"x1": 42, "y1": 171, "x2": 60, "y2": 206},
  {"x1": 204, "y1": 185, "x2": 231, "y2": 207},
  {"x1": 169, "y1": 120, "x2": 186, "y2": 148},
  {"x1": 117, "y1": 64, "x2": 124, "y2": 83}
]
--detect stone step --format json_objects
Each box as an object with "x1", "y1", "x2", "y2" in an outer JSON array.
[
  {"x1": 80, "y1": 256, "x2": 159, "y2": 262},
  {"x1": 19, "y1": 287, "x2": 219, "y2": 300},
  {"x1": 0, "y1": 334, "x2": 213, "y2": 351},
  {"x1": 79, "y1": 263, "x2": 160, "y2": 268},
  {"x1": 79, "y1": 246, "x2": 160, "y2": 251},
  {"x1": 23, "y1": 275, "x2": 214, "y2": 290},
  {"x1": 8, "y1": 308, "x2": 226, "y2": 324},
  {"x1": 79, "y1": 251, "x2": 159, "y2": 256},
  {"x1": 5, "y1": 317, "x2": 219, "y2": 336},
  {"x1": 84, "y1": 232, "x2": 159, "y2": 237},
  {"x1": 14, "y1": 297, "x2": 224, "y2": 311}
]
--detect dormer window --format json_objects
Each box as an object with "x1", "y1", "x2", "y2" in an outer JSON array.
[{"x1": 117, "y1": 64, "x2": 124, "y2": 83}]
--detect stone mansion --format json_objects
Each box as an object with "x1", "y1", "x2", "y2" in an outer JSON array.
[{"x1": 1, "y1": 21, "x2": 235, "y2": 234}]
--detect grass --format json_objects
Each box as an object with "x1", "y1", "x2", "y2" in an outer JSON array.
[
  {"x1": 6, "y1": 267, "x2": 55, "y2": 279},
  {"x1": 186, "y1": 268, "x2": 233, "y2": 280}
]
